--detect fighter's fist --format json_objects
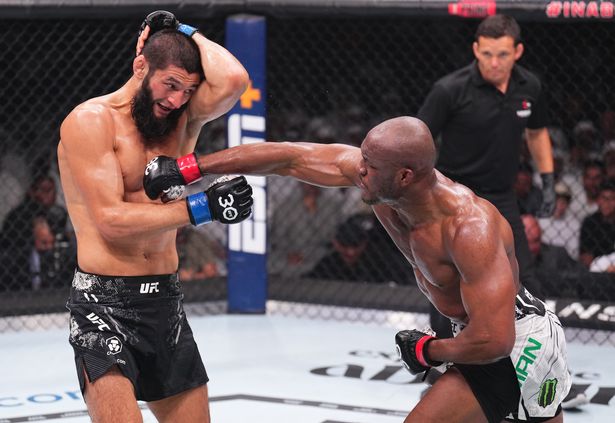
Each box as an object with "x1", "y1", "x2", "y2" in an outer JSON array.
[
  {"x1": 395, "y1": 329, "x2": 442, "y2": 375},
  {"x1": 144, "y1": 154, "x2": 203, "y2": 201},
  {"x1": 139, "y1": 10, "x2": 198, "y2": 38},
  {"x1": 187, "y1": 176, "x2": 253, "y2": 226}
]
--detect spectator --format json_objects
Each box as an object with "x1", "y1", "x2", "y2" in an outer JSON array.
[
  {"x1": 305, "y1": 214, "x2": 415, "y2": 285},
  {"x1": 565, "y1": 159, "x2": 604, "y2": 223},
  {"x1": 268, "y1": 179, "x2": 348, "y2": 277},
  {"x1": 571, "y1": 120, "x2": 601, "y2": 162},
  {"x1": 514, "y1": 162, "x2": 542, "y2": 215},
  {"x1": 30, "y1": 216, "x2": 75, "y2": 290},
  {"x1": 304, "y1": 215, "x2": 374, "y2": 282},
  {"x1": 0, "y1": 174, "x2": 71, "y2": 290},
  {"x1": 522, "y1": 214, "x2": 586, "y2": 298},
  {"x1": 579, "y1": 181, "x2": 615, "y2": 268},
  {"x1": 538, "y1": 182, "x2": 581, "y2": 259}
]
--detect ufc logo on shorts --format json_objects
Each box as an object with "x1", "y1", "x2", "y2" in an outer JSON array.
[
  {"x1": 86, "y1": 312, "x2": 110, "y2": 331},
  {"x1": 218, "y1": 194, "x2": 239, "y2": 221},
  {"x1": 140, "y1": 282, "x2": 160, "y2": 294}
]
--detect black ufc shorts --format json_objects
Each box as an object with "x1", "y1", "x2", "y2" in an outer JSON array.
[
  {"x1": 66, "y1": 268, "x2": 208, "y2": 402},
  {"x1": 454, "y1": 358, "x2": 520, "y2": 423},
  {"x1": 455, "y1": 359, "x2": 562, "y2": 423}
]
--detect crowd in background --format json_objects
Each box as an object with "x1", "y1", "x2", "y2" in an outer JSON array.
[
  {"x1": 0, "y1": 153, "x2": 75, "y2": 291},
  {"x1": 1, "y1": 107, "x2": 614, "y2": 298},
  {"x1": 1, "y1": 107, "x2": 615, "y2": 295},
  {"x1": 1, "y1": 11, "x2": 614, "y2": 299}
]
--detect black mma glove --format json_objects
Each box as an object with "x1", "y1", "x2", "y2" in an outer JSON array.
[
  {"x1": 536, "y1": 172, "x2": 556, "y2": 218},
  {"x1": 187, "y1": 175, "x2": 253, "y2": 226},
  {"x1": 395, "y1": 329, "x2": 443, "y2": 375},
  {"x1": 144, "y1": 154, "x2": 203, "y2": 202},
  {"x1": 139, "y1": 10, "x2": 199, "y2": 38}
]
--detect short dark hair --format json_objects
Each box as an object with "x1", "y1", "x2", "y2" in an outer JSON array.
[
  {"x1": 29, "y1": 174, "x2": 54, "y2": 191},
  {"x1": 335, "y1": 216, "x2": 370, "y2": 247},
  {"x1": 142, "y1": 29, "x2": 204, "y2": 79},
  {"x1": 583, "y1": 159, "x2": 605, "y2": 173},
  {"x1": 599, "y1": 180, "x2": 615, "y2": 194},
  {"x1": 475, "y1": 14, "x2": 521, "y2": 45}
]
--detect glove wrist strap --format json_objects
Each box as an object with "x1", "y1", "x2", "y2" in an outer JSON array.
[
  {"x1": 177, "y1": 24, "x2": 198, "y2": 37},
  {"x1": 416, "y1": 336, "x2": 442, "y2": 367},
  {"x1": 187, "y1": 192, "x2": 212, "y2": 226},
  {"x1": 177, "y1": 153, "x2": 202, "y2": 184}
]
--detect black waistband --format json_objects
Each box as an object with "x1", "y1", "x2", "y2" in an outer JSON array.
[
  {"x1": 515, "y1": 286, "x2": 546, "y2": 319},
  {"x1": 71, "y1": 268, "x2": 181, "y2": 299}
]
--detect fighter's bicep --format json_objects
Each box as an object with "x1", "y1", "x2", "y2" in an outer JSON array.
[
  {"x1": 287, "y1": 143, "x2": 360, "y2": 187},
  {"x1": 186, "y1": 84, "x2": 223, "y2": 124},
  {"x1": 60, "y1": 109, "x2": 125, "y2": 209},
  {"x1": 186, "y1": 73, "x2": 247, "y2": 126},
  {"x1": 450, "y1": 219, "x2": 516, "y2": 325}
]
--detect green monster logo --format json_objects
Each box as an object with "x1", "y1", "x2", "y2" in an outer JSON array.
[{"x1": 539, "y1": 378, "x2": 558, "y2": 407}]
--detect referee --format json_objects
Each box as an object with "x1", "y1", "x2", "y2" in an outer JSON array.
[{"x1": 417, "y1": 15, "x2": 555, "y2": 336}]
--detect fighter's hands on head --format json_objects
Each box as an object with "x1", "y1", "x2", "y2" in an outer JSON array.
[
  {"x1": 135, "y1": 26, "x2": 149, "y2": 57},
  {"x1": 135, "y1": 10, "x2": 199, "y2": 56}
]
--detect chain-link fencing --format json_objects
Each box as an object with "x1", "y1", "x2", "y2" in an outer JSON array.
[{"x1": 0, "y1": 14, "x2": 614, "y2": 344}]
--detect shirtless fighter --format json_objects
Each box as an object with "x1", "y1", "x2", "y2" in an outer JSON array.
[
  {"x1": 58, "y1": 11, "x2": 253, "y2": 423},
  {"x1": 143, "y1": 116, "x2": 570, "y2": 423}
]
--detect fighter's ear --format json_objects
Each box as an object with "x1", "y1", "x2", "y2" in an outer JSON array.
[
  {"x1": 472, "y1": 41, "x2": 479, "y2": 60},
  {"x1": 514, "y1": 42, "x2": 524, "y2": 61},
  {"x1": 399, "y1": 168, "x2": 414, "y2": 186},
  {"x1": 133, "y1": 55, "x2": 148, "y2": 80}
]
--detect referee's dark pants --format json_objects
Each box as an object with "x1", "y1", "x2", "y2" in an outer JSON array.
[{"x1": 430, "y1": 189, "x2": 542, "y2": 339}]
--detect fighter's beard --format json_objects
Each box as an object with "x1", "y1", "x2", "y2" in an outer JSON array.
[{"x1": 131, "y1": 79, "x2": 187, "y2": 147}]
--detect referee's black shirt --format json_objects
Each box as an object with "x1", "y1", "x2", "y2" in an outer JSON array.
[{"x1": 418, "y1": 62, "x2": 548, "y2": 193}]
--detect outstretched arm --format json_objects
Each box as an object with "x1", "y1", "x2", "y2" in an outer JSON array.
[
  {"x1": 197, "y1": 142, "x2": 362, "y2": 188},
  {"x1": 142, "y1": 141, "x2": 362, "y2": 201}
]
